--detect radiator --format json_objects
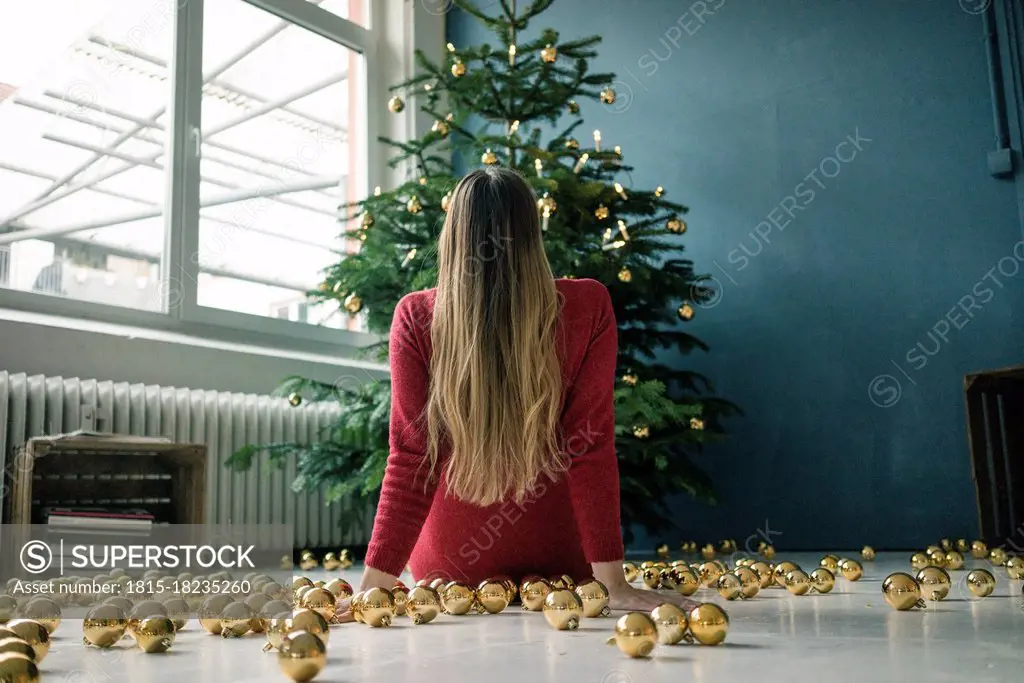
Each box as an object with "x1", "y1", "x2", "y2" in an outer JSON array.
[{"x1": 0, "y1": 371, "x2": 368, "y2": 548}]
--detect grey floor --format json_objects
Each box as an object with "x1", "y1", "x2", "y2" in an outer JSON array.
[{"x1": 36, "y1": 552, "x2": 1024, "y2": 683}]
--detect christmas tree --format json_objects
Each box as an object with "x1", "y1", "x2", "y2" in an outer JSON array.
[{"x1": 227, "y1": 0, "x2": 739, "y2": 544}]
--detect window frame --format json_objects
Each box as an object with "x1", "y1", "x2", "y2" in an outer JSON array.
[{"x1": 0, "y1": 0, "x2": 442, "y2": 356}]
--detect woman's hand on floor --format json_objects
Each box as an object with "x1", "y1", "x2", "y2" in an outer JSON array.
[
  {"x1": 332, "y1": 565, "x2": 400, "y2": 624},
  {"x1": 333, "y1": 599, "x2": 355, "y2": 623},
  {"x1": 606, "y1": 583, "x2": 700, "y2": 613}
]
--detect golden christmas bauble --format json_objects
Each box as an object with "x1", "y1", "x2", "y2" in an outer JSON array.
[
  {"x1": 565, "y1": 137, "x2": 579, "y2": 150},
  {"x1": 700, "y1": 544, "x2": 716, "y2": 560},
  {"x1": 0, "y1": 636, "x2": 35, "y2": 660},
  {"x1": 481, "y1": 148, "x2": 498, "y2": 165},
  {"x1": 654, "y1": 186, "x2": 665, "y2": 197},
  {"x1": 678, "y1": 304, "x2": 695, "y2": 321},
  {"x1": 716, "y1": 573, "x2": 743, "y2": 601},
  {"x1": 810, "y1": 567, "x2": 835, "y2": 594},
  {"x1": 278, "y1": 630, "x2": 327, "y2": 683},
  {"x1": 666, "y1": 217, "x2": 686, "y2": 233},
  {"x1": 540, "y1": 43, "x2": 558, "y2": 63},
  {"x1": 971, "y1": 540, "x2": 988, "y2": 559},
  {"x1": 631, "y1": 423, "x2": 649, "y2": 439},
  {"x1": 476, "y1": 580, "x2": 508, "y2": 614},
  {"x1": 218, "y1": 602, "x2": 254, "y2": 638},
  {"x1": 574, "y1": 579, "x2": 610, "y2": 618},
  {"x1": 451, "y1": 60, "x2": 466, "y2": 77},
  {"x1": 549, "y1": 574, "x2": 576, "y2": 591},
  {"x1": 697, "y1": 561, "x2": 724, "y2": 587},
  {"x1": 128, "y1": 600, "x2": 168, "y2": 632},
  {"x1": 440, "y1": 583, "x2": 475, "y2": 616},
  {"x1": 925, "y1": 545, "x2": 942, "y2": 557},
  {"x1": 608, "y1": 612, "x2": 658, "y2": 657},
  {"x1": 134, "y1": 617, "x2": 176, "y2": 653},
  {"x1": 819, "y1": 555, "x2": 840, "y2": 573},
  {"x1": 762, "y1": 544, "x2": 776, "y2": 559},
  {"x1": 939, "y1": 538, "x2": 951, "y2": 551},
  {"x1": 658, "y1": 567, "x2": 677, "y2": 591},
  {"x1": 263, "y1": 616, "x2": 290, "y2": 652},
  {"x1": 734, "y1": 567, "x2": 760, "y2": 599},
  {"x1": 322, "y1": 553, "x2": 341, "y2": 571},
  {"x1": 916, "y1": 566, "x2": 951, "y2": 601},
  {"x1": 882, "y1": 573, "x2": 926, "y2": 611},
  {"x1": 944, "y1": 550, "x2": 965, "y2": 571},
  {"x1": 0, "y1": 596, "x2": 15, "y2": 624},
  {"x1": 785, "y1": 569, "x2": 811, "y2": 595},
  {"x1": 650, "y1": 603, "x2": 688, "y2": 645},
  {"x1": 0, "y1": 654, "x2": 38, "y2": 683},
  {"x1": 300, "y1": 588, "x2": 337, "y2": 623},
  {"x1": 359, "y1": 587, "x2": 396, "y2": 627},
  {"x1": 989, "y1": 548, "x2": 1009, "y2": 566},
  {"x1": 431, "y1": 119, "x2": 450, "y2": 138},
  {"x1": 21, "y1": 598, "x2": 60, "y2": 635},
  {"x1": 405, "y1": 586, "x2": 441, "y2": 625},
  {"x1": 600, "y1": 87, "x2": 617, "y2": 104},
  {"x1": 197, "y1": 595, "x2": 234, "y2": 635},
  {"x1": 440, "y1": 191, "x2": 452, "y2": 212},
  {"x1": 1006, "y1": 556, "x2": 1024, "y2": 579},
  {"x1": 83, "y1": 604, "x2": 127, "y2": 648},
  {"x1": 520, "y1": 578, "x2": 553, "y2": 611},
  {"x1": 289, "y1": 609, "x2": 331, "y2": 645},
  {"x1": 861, "y1": 546, "x2": 876, "y2": 561},
  {"x1": 622, "y1": 562, "x2": 640, "y2": 584},
  {"x1": 288, "y1": 393, "x2": 302, "y2": 407},
  {"x1": 406, "y1": 195, "x2": 422, "y2": 214},
  {"x1": 542, "y1": 589, "x2": 583, "y2": 631},
  {"x1": 594, "y1": 204, "x2": 609, "y2": 220},
  {"x1": 338, "y1": 549, "x2": 355, "y2": 569},
  {"x1": 536, "y1": 193, "x2": 557, "y2": 215},
  {"x1": 387, "y1": 95, "x2": 405, "y2": 113},
  {"x1": 927, "y1": 548, "x2": 946, "y2": 567},
  {"x1": 956, "y1": 538, "x2": 969, "y2": 553},
  {"x1": 673, "y1": 568, "x2": 700, "y2": 596},
  {"x1": 839, "y1": 559, "x2": 863, "y2": 581},
  {"x1": 390, "y1": 586, "x2": 409, "y2": 617},
  {"x1": 641, "y1": 567, "x2": 661, "y2": 589},
  {"x1": 162, "y1": 597, "x2": 190, "y2": 632},
  {"x1": 773, "y1": 561, "x2": 799, "y2": 588},
  {"x1": 687, "y1": 603, "x2": 729, "y2": 645},
  {"x1": 618, "y1": 267, "x2": 632, "y2": 283},
  {"x1": 750, "y1": 562, "x2": 775, "y2": 589},
  {"x1": 966, "y1": 569, "x2": 996, "y2": 598},
  {"x1": 910, "y1": 552, "x2": 930, "y2": 571},
  {"x1": 567, "y1": 100, "x2": 580, "y2": 115},
  {"x1": 3, "y1": 621, "x2": 49, "y2": 663},
  {"x1": 342, "y1": 292, "x2": 363, "y2": 315}
]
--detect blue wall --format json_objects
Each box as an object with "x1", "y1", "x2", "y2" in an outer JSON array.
[{"x1": 449, "y1": 0, "x2": 1024, "y2": 550}]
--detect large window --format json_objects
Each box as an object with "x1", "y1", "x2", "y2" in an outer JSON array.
[
  {"x1": 197, "y1": 0, "x2": 363, "y2": 328},
  {"x1": 0, "y1": 1, "x2": 174, "y2": 311},
  {"x1": 0, "y1": 0, "x2": 382, "y2": 341}
]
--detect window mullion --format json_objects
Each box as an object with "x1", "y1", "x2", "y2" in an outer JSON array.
[{"x1": 165, "y1": 0, "x2": 205, "y2": 319}]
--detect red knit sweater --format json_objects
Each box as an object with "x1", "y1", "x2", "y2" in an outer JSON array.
[{"x1": 364, "y1": 278, "x2": 625, "y2": 584}]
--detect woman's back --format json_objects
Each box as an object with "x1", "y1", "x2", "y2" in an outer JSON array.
[{"x1": 365, "y1": 277, "x2": 624, "y2": 584}]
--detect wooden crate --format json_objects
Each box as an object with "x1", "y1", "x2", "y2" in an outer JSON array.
[
  {"x1": 6, "y1": 435, "x2": 206, "y2": 525},
  {"x1": 964, "y1": 365, "x2": 1024, "y2": 547}
]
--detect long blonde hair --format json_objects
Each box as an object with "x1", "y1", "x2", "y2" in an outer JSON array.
[{"x1": 426, "y1": 167, "x2": 565, "y2": 506}]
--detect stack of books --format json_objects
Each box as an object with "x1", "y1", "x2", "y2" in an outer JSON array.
[{"x1": 44, "y1": 507, "x2": 155, "y2": 536}]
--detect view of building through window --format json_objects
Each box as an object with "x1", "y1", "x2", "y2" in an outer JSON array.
[{"x1": 0, "y1": 0, "x2": 365, "y2": 331}]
